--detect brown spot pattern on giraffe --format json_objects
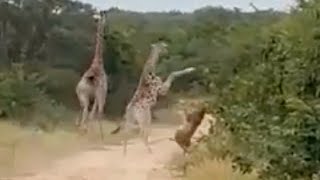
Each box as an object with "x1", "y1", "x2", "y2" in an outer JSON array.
[{"x1": 131, "y1": 73, "x2": 161, "y2": 106}]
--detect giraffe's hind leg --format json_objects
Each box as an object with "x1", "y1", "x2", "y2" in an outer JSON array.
[
  {"x1": 80, "y1": 103, "x2": 90, "y2": 133},
  {"x1": 137, "y1": 109, "x2": 152, "y2": 154},
  {"x1": 141, "y1": 127, "x2": 152, "y2": 153},
  {"x1": 122, "y1": 111, "x2": 133, "y2": 156},
  {"x1": 75, "y1": 108, "x2": 82, "y2": 127},
  {"x1": 122, "y1": 122, "x2": 137, "y2": 156},
  {"x1": 123, "y1": 125, "x2": 129, "y2": 156},
  {"x1": 96, "y1": 87, "x2": 106, "y2": 120},
  {"x1": 76, "y1": 92, "x2": 91, "y2": 132},
  {"x1": 89, "y1": 99, "x2": 98, "y2": 121},
  {"x1": 122, "y1": 108, "x2": 140, "y2": 156},
  {"x1": 96, "y1": 90, "x2": 106, "y2": 141}
]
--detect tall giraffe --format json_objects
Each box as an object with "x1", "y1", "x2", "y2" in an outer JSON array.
[
  {"x1": 75, "y1": 11, "x2": 108, "y2": 133},
  {"x1": 111, "y1": 42, "x2": 196, "y2": 155}
]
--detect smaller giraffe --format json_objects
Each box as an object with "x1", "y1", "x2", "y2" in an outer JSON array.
[
  {"x1": 110, "y1": 42, "x2": 196, "y2": 155},
  {"x1": 75, "y1": 11, "x2": 108, "y2": 134}
]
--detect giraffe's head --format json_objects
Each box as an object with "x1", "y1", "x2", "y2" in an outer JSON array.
[
  {"x1": 100, "y1": 10, "x2": 107, "y2": 24},
  {"x1": 151, "y1": 42, "x2": 168, "y2": 56},
  {"x1": 93, "y1": 11, "x2": 101, "y2": 21},
  {"x1": 93, "y1": 10, "x2": 107, "y2": 25}
]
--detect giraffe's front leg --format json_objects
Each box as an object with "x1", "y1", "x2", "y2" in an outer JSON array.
[{"x1": 159, "y1": 67, "x2": 196, "y2": 96}]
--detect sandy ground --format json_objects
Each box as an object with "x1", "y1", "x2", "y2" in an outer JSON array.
[{"x1": 9, "y1": 126, "x2": 181, "y2": 180}]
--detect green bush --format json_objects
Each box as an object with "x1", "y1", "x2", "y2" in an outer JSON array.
[
  {"x1": 41, "y1": 68, "x2": 79, "y2": 108},
  {"x1": 201, "y1": 2, "x2": 320, "y2": 179},
  {"x1": 0, "y1": 70, "x2": 38, "y2": 117},
  {"x1": 0, "y1": 68, "x2": 73, "y2": 130}
]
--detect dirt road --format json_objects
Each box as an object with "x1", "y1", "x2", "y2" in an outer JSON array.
[{"x1": 11, "y1": 126, "x2": 181, "y2": 180}]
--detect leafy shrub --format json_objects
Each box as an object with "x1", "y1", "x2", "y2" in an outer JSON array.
[
  {"x1": 201, "y1": 2, "x2": 320, "y2": 179},
  {"x1": 185, "y1": 159, "x2": 257, "y2": 180},
  {"x1": 0, "y1": 70, "x2": 38, "y2": 118},
  {"x1": 0, "y1": 68, "x2": 73, "y2": 130},
  {"x1": 41, "y1": 68, "x2": 79, "y2": 108}
]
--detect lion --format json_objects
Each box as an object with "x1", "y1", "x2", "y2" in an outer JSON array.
[{"x1": 171, "y1": 100, "x2": 211, "y2": 153}]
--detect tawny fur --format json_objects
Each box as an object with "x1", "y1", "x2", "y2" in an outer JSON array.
[{"x1": 174, "y1": 105, "x2": 207, "y2": 153}]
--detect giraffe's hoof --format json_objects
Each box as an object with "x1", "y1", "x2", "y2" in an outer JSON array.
[
  {"x1": 75, "y1": 121, "x2": 80, "y2": 127},
  {"x1": 185, "y1": 67, "x2": 196, "y2": 73},
  {"x1": 77, "y1": 125, "x2": 88, "y2": 135}
]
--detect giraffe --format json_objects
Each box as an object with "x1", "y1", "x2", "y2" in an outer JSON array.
[
  {"x1": 110, "y1": 42, "x2": 196, "y2": 155},
  {"x1": 75, "y1": 11, "x2": 108, "y2": 134}
]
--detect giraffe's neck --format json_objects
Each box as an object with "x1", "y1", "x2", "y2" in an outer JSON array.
[
  {"x1": 142, "y1": 48, "x2": 160, "y2": 75},
  {"x1": 92, "y1": 19, "x2": 104, "y2": 67}
]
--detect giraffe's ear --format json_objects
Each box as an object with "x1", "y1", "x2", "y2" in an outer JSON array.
[
  {"x1": 160, "y1": 42, "x2": 168, "y2": 48},
  {"x1": 100, "y1": 10, "x2": 107, "y2": 16}
]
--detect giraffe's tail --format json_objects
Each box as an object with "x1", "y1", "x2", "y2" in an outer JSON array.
[{"x1": 110, "y1": 124, "x2": 122, "y2": 134}]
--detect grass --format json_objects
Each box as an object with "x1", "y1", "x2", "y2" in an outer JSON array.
[
  {"x1": 0, "y1": 120, "x2": 125, "y2": 177},
  {"x1": 168, "y1": 149, "x2": 257, "y2": 180},
  {"x1": 0, "y1": 104, "x2": 190, "y2": 178},
  {"x1": 184, "y1": 159, "x2": 257, "y2": 180}
]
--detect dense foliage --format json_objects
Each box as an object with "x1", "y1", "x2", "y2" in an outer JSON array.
[
  {"x1": 0, "y1": 0, "x2": 282, "y2": 119},
  {"x1": 196, "y1": 1, "x2": 320, "y2": 179},
  {"x1": 4, "y1": 0, "x2": 320, "y2": 178}
]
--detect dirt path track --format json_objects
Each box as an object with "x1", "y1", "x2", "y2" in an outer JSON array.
[{"x1": 11, "y1": 126, "x2": 181, "y2": 180}]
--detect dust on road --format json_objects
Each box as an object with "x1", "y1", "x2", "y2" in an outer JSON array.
[{"x1": 11, "y1": 126, "x2": 182, "y2": 180}]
